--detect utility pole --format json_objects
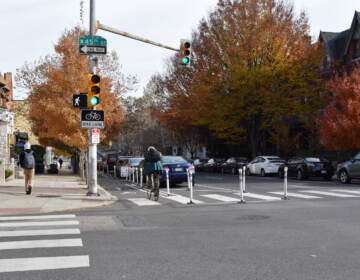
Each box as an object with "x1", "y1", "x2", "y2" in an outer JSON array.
[{"x1": 87, "y1": 0, "x2": 98, "y2": 195}]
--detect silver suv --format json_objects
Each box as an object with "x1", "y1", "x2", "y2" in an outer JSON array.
[{"x1": 337, "y1": 153, "x2": 360, "y2": 184}]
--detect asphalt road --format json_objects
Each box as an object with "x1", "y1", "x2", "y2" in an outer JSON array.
[{"x1": 1, "y1": 172, "x2": 360, "y2": 279}]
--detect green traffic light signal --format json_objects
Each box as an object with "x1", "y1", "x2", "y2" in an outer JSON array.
[
  {"x1": 90, "y1": 96, "x2": 100, "y2": 106},
  {"x1": 182, "y1": 57, "x2": 190, "y2": 64}
]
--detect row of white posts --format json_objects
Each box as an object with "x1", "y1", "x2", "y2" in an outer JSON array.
[{"x1": 108, "y1": 164, "x2": 289, "y2": 204}]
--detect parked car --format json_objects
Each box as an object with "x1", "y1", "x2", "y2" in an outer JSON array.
[
  {"x1": 116, "y1": 157, "x2": 143, "y2": 178},
  {"x1": 203, "y1": 158, "x2": 226, "y2": 173},
  {"x1": 194, "y1": 158, "x2": 209, "y2": 172},
  {"x1": 278, "y1": 157, "x2": 334, "y2": 180},
  {"x1": 246, "y1": 156, "x2": 285, "y2": 176},
  {"x1": 337, "y1": 152, "x2": 360, "y2": 184},
  {"x1": 102, "y1": 152, "x2": 120, "y2": 173},
  {"x1": 221, "y1": 157, "x2": 249, "y2": 174},
  {"x1": 139, "y1": 156, "x2": 195, "y2": 187}
]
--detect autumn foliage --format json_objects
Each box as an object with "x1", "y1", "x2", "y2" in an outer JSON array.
[
  {"x1": 317, "y1": 66, "x2": 360, "y2": 150},
  {"x1": 16, "y1": 27, "x2": 126, "y2": 150},
  {"x1": 151, "y1": 0, "x2": 325, "y2": 156}
]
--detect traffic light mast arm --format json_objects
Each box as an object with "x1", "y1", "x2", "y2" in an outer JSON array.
[{"x1": 97, "y1": 21, "x2": 180, "y2": 52}]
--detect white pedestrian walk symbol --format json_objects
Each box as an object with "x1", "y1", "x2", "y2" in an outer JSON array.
[{"x1": 75, "y1": 97, "x2": 80, "y2": 106}]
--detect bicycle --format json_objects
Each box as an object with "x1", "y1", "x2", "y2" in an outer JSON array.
[
  {"x1": 146, "y1": 173, "x2": 160, "y2": 201},
  {"x1": 85, "y1": 111, "x2": 101, "y2": 121}
]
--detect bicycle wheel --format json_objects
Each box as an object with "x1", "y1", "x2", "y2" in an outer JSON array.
[
  {"x1": 154, "y1": 186, "x2": 159, "y2": 201},
  {"x1": 146, "y1": 187, "x2": 152, "y2": 200}
]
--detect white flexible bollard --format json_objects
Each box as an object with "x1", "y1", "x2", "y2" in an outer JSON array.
[
  {"x1": 132, "y1": 168, "x2": 135, "y2": 184},
  {"x1": 283, "y1": 166, "x2": 289, "y2": 200},
  {"x1": 135, "y1": 168, "x2": 138, "y2": 185},
  {"x1": 238, "y1": 168, "x2": 245, "y2": 203},
  {"x1": 187, "y1": 168, "x2": 194, "y2": 204},
  {"x1": 151, "y1": 173, "x2": 154, "y2": 190},
  {"x1": 165, "y1": 167, "x2": 170, "y2": 196},
  {"x1": 242, "y1": 166, "x2": 247, "y2": 193},
  {"x1": 140, "y1": 168, "x2": 143, "y2": 188},
  {"x1": 113, "y1": 165, "x2": 116, "y2": 178}
]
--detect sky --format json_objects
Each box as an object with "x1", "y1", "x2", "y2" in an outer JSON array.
[{"x1": 1, "y1": 0, "x2": 360, "y2": 99}]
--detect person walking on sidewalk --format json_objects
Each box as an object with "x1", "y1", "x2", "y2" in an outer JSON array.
[
  {"x1": 143, "y1": 146, "x2": 163, "y2": 195},
  {"x1": 58, "y1": 158, "x2": 63, "y2": 169},
  {"x1": 19, "y1": 142, "x2": 35, "y2": 195}
]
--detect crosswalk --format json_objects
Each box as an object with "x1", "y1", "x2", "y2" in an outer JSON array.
[
  {"x1": 0, "y1": 214, "x2": 89, "y2": 273},
  {"x1": 121, "y1": 188, "x2": 360, "y2": 207}
]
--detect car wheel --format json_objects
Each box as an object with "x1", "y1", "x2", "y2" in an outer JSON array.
[
  {"x1": 297, "y1": 169, "x2": 304, "y2": 180},
  {"x1": 260, "y1": 169, "x2": 266, "y2": 177},
  {"x1": 339, "y1": 170, "x2": 350, "y2": 184}
]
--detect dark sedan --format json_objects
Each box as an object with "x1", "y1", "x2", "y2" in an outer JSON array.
[
  {"x1": 203, "y1": 158, "x2": 226, "y2": 173},
  {"x1": 278, "y1": 157, "x2": 334, "y2": 180},
  {"x1": 161, "y1": 156, "x2": 195, "y2": 186},
  {"x1": 221, "y1": 157, "x2": 249, "y2": 174}
]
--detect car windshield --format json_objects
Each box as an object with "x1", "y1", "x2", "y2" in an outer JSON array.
[
  {"x1": 235, "y1": 157, "x2": 248, "y2": 162},
  {"x1": 305, "y1": 157, "x2": 321, "y2": 162},
  {"x1": 354, "y1": 153, "x2": 360, "y2": 160},
  {"x1": 108, "y1": 154, "x2": 117, "y2": 160},
  {"x1": 215, "y1": 159, "x2": 225, "y2": 163},
  {"x1": 129, "y1": 158, "x2": 143, "y2": 165},
  {"x1": 226, "y1": 158, "x2": 235, "y2": 163},
  {"x1": 162, "y1": 156, "x2": 188, "y2": 164}
]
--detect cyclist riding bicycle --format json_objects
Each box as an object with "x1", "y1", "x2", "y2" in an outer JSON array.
[{"x1": 144, "y1": 146, "x2": 163, "y2": 200}]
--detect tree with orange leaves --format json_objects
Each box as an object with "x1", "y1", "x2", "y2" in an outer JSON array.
[
  {"x1": 16, "y1": 27, "x2": 135, "y2": 151},
  {"x1": 317, "y1": 66, "x2": 360, "y2": 150}
]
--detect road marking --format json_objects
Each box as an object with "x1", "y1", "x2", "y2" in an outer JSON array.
[
  {"x1": 0, "y1": 238, "x2": 83, "y2": 250},
  {"x1": 0, "y1": 214, "x2": 76, "y2": 221},
  {"x1": 332, "y1": 189, "x2": 360, "y2": 195},
  {"x1": 0, "y1": 220, "x2": 79, "y2": 228},
  {"x1": 301, "y1": 190, "x2": 360, "y2": 198},
  {"x1": 196, "y1": 184, "x2": 238, "y2": 192},
  {"x1": 268, "y1": 192, "x2": 321, "y2": 199},
  {"x1": 235, "y1": 192, "x2": 281, "y2": 201},
  {"x1": 0, "y1": 255, "x2": 89, "y2": 273},
  {"x1": 0, "y1": 228, "x2": 81, "y2": 237},
  {"x1": 201, "y1": 194, "x2": 239, "y2": 202},
  {"x1": 127, "y1": 198, "x2": 160, "y2": 206},
  {"x1": 164, "y1": 194, "x2": 204, "y2": 204}
]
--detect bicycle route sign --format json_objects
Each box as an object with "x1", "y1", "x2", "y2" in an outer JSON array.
[
  {"x1": 81, "y1": 109, "x2": 104, "y2": 129},
  {"x1": 79, "y1": 35, "x2": 107, "y2": 55}
]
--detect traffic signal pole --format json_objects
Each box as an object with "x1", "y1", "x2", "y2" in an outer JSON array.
[{"x1": 87, "y1": 0, "x2": 98, "y2": 196}]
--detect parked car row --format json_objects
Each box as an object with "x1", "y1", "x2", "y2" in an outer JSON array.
[
  {"x1": 194, "y1": 152, "x2": 360, "y2": 185},
  {"x1": 98, "y1": 153, "x2": 195, "y2": 187}
]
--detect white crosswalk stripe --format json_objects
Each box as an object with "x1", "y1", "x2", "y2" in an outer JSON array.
[
  {"x1": 163, "y1": 194, "x2": 204, "y2": 204},
  {"x1": 127, "y1": 198, "x2": 160, "y2": 206},
  {"x1": 0, "y1": 214, "x2": 89, "y2": 273},
  {"x1": 268, "y1": 192, "x2": 321, "y2": 199},
  {"x1": 300, "y1": 190, "x2": 360, "y2": 198},
  {"x1": 235, "y1": 192, "x2": 282, "y2": 201},
  {"x1": 332, "y1": 189, "x2": 360, "y2": 195},
  {"x1": 201, "y1": 194, "x2": 239, "y2": 202}
]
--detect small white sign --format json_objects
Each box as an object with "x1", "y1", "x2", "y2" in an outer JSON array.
[
  {"x1": 81, "y1": 121, "x2": 104, "y2": 129},
  {"x1": 91, "y1": 129, "x2": 100, "y2": 144}
]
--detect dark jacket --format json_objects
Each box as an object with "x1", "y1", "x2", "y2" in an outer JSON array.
[
  {"x1": 143, "y1": 149, "x2": 163, "y2": 175},
  {"x1": 20, "y1": 150, "x2": 35, "y2": 169}
]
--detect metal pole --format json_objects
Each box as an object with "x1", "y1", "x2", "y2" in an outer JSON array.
[
  {"x1": 283, "y1": 167, "x2": 289, "y2": 200},
  {"x1": 113, "y1": 165, "x2": 116, "y2": 178},
  {"x1": 87, "y1": 0, "x2": 98, "y2": 196},
  {"x1": 238, "y1": 168, "x2": 245, "y2": 203},
  {"x1": 97, "y1": 22, "x2": 179, "y2": 52},
  {"x1": 187, "y1": 168, "x2": 194, "y2": 204},
  {"x1": 166, "y1": 168, "x2": 170, "y2": 196},
  {"x1": 242, "y1": 166, "x2": 247, "y2": 193},
  {"x1": 140, "y1": 168, "x2": 143, "y2": 188}
]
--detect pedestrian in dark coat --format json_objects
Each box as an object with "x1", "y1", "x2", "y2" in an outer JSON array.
[{"x1": 19, "y1": 142, "x2": 36, "y2": 195}]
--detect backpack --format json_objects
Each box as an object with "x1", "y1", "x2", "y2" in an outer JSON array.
[
  {"x1": 21, "y1": 150, "x2": 35, "y2": 169},
  {"x1": 148, "y1": 150, "x2": 161, "y2": 162}
]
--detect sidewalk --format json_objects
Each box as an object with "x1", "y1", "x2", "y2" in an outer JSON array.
[{"x1": 0, "y1": 168, "x2": 117, "y2": 215}]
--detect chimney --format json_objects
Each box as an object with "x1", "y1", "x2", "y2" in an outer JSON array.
[{"x1": 4, "y1": 72, "x2": 13, "y2": 102}]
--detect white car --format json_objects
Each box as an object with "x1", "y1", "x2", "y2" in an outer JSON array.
[{"x1": 246, "y1": 156, "x2": 285, "y2": 177}]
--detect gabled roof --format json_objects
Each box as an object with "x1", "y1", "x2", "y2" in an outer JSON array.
[
  {"x1": 319, "y1": 29, "x2": 350, "y2": 61},
  {"x1": 343, "y1": 11, "x2": 360, "y2": 56}
]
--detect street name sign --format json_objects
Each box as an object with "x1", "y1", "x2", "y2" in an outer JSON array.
[
  {"x1": 81, "y1": 110, "x2": 104, "y2": 129},
  {"x1": 79, "y1": 35, "x2": 107, "y2": 55},
  {"x1": 73, "y1": 94, "x2": 87, "y2": 108}
]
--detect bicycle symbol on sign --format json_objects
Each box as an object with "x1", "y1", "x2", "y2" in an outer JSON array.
[{"x1": 85, "y1": 111, "x2": 102, "y2": 121}]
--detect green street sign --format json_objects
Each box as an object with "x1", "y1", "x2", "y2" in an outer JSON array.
[{"x1": 79, "y1": 35, "x2": 107, "y2": 47}]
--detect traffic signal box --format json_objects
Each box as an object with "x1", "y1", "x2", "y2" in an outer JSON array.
[
  {"x1": 88, "y1": 74, "x2": 101, "y2": 108},
  {"x1": 180, "y1": 39, "x2": 191, "y2": 66}
]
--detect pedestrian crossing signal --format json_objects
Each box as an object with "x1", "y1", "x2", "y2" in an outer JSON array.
[
  {"x1": 180, "y1": 39, "x2": 191, "y2": 67},
  {"x1": 88, "y1": 74, "x2": 100, "y2": 107}
]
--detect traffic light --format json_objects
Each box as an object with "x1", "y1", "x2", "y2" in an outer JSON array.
[
  {"x1": 180, "y1": 39, "x2": 191, "y2": 66},
  {"x1": 88, "y1": 74, "x2": 100, "y2": 107}
]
